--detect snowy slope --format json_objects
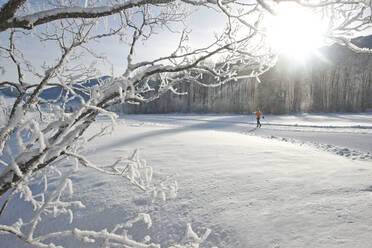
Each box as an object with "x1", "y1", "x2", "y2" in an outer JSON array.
[{"x1": 1, "y1": 113, "x2": 372, "y2": 247}]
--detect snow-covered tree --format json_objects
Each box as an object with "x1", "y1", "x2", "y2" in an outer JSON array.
[{"x1": 0, "y1": 0, "x2": 371, "y2": 247}]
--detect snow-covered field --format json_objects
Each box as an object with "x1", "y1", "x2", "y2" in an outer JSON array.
[
  {"x1": 120, "y1": 113, "x2": 372, "y2": 159},
  {"x1": 1, "y1": 113, "x2": 372, "y2": 247}
]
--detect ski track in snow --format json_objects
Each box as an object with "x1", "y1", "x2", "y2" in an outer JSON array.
[{"x1": 247, "y1": 133, "x2": 372, "y2": 161}]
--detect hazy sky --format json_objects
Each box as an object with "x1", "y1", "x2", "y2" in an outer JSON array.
[
  {"x1": 0, "y1": 3, "x2": 227, "y2": 84},
  {"x1": 0, "y1": 1, "x2": 371, "y2": 84}
]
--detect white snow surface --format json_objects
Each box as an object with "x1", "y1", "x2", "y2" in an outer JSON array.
[{"x1": 1, "y1": 112, "x2": 372, "y2": 247}]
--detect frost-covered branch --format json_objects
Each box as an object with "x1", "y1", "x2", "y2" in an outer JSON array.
[
  {"x1": 0, "y1": 0, "x2": 173, "y2": 32},
  {"x1": 0, "y1": 213, "x2": 210, "y2": 248}
]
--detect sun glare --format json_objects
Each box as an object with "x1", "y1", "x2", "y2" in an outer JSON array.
[{"x1": 265, "y1": 3, "x2": 327, "y2": 59}]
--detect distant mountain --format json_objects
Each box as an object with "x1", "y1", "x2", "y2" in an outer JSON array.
[
  {"x1": 0, "y1": 76, "x2": 110, "y2": 108},
  {"x1": 352, "y1": 34, "x2": 372, "y2": 49},
  {"x1": 39, "y1": 76, "x2": 110, "y2": 101},
  {"x1": 0, "y1": 86, "x2": 19, "y2": 97}
]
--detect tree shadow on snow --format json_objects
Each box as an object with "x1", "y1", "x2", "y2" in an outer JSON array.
[{"x1": 93, "y1": 116, "x2": 255, "y2": 153}]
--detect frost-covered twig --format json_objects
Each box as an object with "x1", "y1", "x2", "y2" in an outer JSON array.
[
  {"x1": 64, "y1": 149, "x2": 177, "y2": 198},
  {"x1": 0, "y1": 213, "x2": 210, "y2": 248},
  {"x1": 0, "y1": 148, "x2": 205, "y2": 248}
]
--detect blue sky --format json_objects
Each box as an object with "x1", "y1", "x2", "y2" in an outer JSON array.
[{"x1": 0, "y1": 2, "x2": 227, "y2": 84}]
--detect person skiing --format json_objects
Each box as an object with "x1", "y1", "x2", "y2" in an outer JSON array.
[{"x1": 255, "y1": 109, "x2": 263, "y2": 128}]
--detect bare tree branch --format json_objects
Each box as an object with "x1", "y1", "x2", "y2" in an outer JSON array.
[
  {"x1": 0, "y1": 0, "x2": 27, "y2": 23},
  {"x1": 0, "y1": 0, "x2": 173, "y2": 32}
]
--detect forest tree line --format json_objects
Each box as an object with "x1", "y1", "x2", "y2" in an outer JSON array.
[{"x1": 112, "y1": 40, "x2": 372, "y2": 114}]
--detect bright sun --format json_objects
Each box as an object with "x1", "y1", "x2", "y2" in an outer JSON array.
[{"x1": 265, "y1": 3, "x2": 326, "y2": 58}]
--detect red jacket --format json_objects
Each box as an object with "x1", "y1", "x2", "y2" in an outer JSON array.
[{"x1": 256, "y1": 111, "x2": 261, "y2": 118}]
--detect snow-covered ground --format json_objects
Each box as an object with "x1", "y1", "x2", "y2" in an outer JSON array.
[
  {"x1": 1, "y1": 113, "x2": 372, "y2": 247},
  {"x1": 120, "y1": 113, "x2": 372, "y2": 159}
]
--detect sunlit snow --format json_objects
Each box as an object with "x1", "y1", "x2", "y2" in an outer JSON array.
[{"x1": 1, "y1": 113, "x2": 372, "y2": 247}]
